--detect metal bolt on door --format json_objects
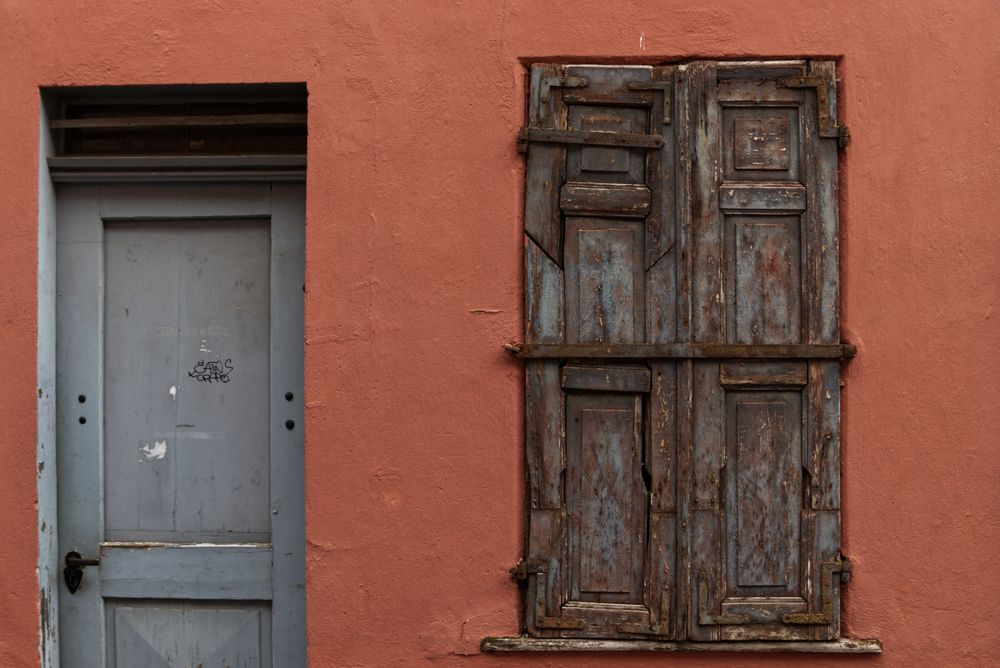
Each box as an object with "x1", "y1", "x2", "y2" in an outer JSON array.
[{"x1": 56, "y1": 183, "x2": 305, "y2": 667}]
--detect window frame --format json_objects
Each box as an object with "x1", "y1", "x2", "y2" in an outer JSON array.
[{"x1": 482, "y1": 60, "x2": 880, "y2": 654}]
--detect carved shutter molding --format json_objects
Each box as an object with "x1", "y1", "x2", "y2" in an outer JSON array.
[{"x1": 519, "y1": 60, "x2": 847, "y2": 642}]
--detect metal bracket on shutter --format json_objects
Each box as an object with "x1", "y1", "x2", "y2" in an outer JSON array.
[
  {"x1": 777, "y1": 75, "x2": 850, "y2": 149},
  {"x1": 511, "y1": 559, "x2": 586, "y2": 630},
  {"x1": 517, "y1": 128, "x2": 665, "y2": 154},
  {"x1": 540, "y1": 76, "x2": 588, "y2": 103},
  {"x1": 697, "y1": 572, "x2": 752, "y2": 625},
  {"x1": 628, "y1": 80, "x2": 672, "y2": 124},
  {"x1": 782, "y1": 558, "x2": 851, "y2": 625},
  {"x1": 617, "y1": 588, "x2": 671, "y2": 636},
  {"x1": 538, "y1": 75, "x2": 588, "y2": 119},
  {"x1": 510, "y1": 559, "x2": 538, "y2": 581}
]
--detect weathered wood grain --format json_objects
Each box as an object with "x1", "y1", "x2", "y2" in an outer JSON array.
[
  {"x1": 481, "y1": 637, "x2": 882, "y2": 653},
  {"x1": 806, "y1": 361, "x2": 841, "y2": 509},
  {"x1": 720, "y1": 184, "x2": 806, "y2": 212},
  {"x1": 646, "y1": 251, "x2": 678, "y2": 345},
  {"x1": 646, "y1": 66, "x2": 677, "y2": 268},
  {"x1": 689, "y1": 61, "x2": 723, "y2": 343},
  {"x1": 649, "y1": 363, "x2": 676, "y2": 513},
  {"x1": 728, "y1": 394, "x2": 802, "y2": 590},
  {"x1": 525, "y1": 509, "x2": 564, "y2": 636},
  {"x1": 525, "y1": 361, "x2": 563, "y2": 510},
  {"x1": 561, "y1": 365, "x2": 650, "y2": 393},
  {"x1": 525, "y1": 237, "x2": 564, "y2": 344},
  {"x1": 566, "y1": 394, "x2": 645, "y2": 600},
  {"x1": 564, "y1": 218, "x2": 645, "y2": 344},
  {"x1": 692, "y1": 362, "x2": 724, "y2": 510},
  {"x1": 524, "y1": 64, "x2": 565, "y2": 263},
  {"x1": 724, "y1": 215, "x2": 802, "y2": 345},
  {"x1": 720, "y1": 361, "x2": 807, "y2": 387},
  {"x1": 560, "y1": 183, "x2": 651, "y2": 217},
  {"x1": 808, "y1": 61, "x2": 841, "y2": 343}
]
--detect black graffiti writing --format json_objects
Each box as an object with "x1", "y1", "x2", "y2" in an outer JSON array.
[{"x1": 189, "y1": 359, "x2": 234, "y2": 383}]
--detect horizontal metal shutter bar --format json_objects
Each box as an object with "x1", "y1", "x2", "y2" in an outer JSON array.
[
  {"x1": 50, "y1": 113, "x2": 307, "y2": 129},
  {"x1": 518, "y1": 127, "x2": 664, "y2": 153},
  {"x1": 506, "y1": 342, "x2": 856, "y2": 360}
]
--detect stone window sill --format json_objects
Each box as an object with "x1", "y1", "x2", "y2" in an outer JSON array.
[{"x1": 481, "y1": 637, "x2": 882, "y2": 654}]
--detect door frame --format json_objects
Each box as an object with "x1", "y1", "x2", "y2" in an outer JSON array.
[{"x1": 36, "y1": 105, "x2": 307, "y2": 664}]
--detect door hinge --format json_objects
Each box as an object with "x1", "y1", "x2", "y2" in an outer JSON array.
[
  {"x1": 777, "y1": 75, "x2": 850, "y2": 150},
  {"x1": 510, "y1": 558, "x2": 541, "y2": 580},
  {"x1": 538, "y1": 75, "x2": 588, "y2": 120},
  {"x1": 628, "y1": 80, "x2": 672, "y2": 125},
  {"x1": 782, "y1": 557, "x2": 851, "y2": 625},
  {"x1": 697, "y1": 572, "x2": 752, "y2": 625},
  {"x1": 540, "y1": 75, "x2": 588, "y2": 104},
  {"x1": 511, "y1": 559, "x2": 586, "y2": 630}
]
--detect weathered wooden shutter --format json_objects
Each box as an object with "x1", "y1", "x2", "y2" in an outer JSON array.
[
  {"x1": 519, "y1": 64, "x2": 677, "y2": 639},
  {"x1": 517, "y1": 60, "x2": 850, "y2": 642},
  {"x1": 684, "y1": 61, "x2": 847, "y2": 642}
]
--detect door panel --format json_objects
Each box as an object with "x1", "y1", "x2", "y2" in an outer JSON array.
[
  {"x1": 103, "y1": 220, "x2": 272, "y2": 542},
  {"x1": 57, "y1": 183, "x2": 305, "y2": 667},
  {"x1": 725, "y1": 391, "x2": 802, "y2": 594},
  {"x1": 565, "y1": 392, "x2": 646, "y2": 605},
  {"x1": 107, "y1": 601, "x2": 271, "y2": 668}
]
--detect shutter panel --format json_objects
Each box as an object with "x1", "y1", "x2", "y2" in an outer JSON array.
[
  {"x1": 685, "y1": 60, "x2": 845, "y2": 641},
  {"x1": 522, "y1": 64, "x2": 678, "y2": 639}
]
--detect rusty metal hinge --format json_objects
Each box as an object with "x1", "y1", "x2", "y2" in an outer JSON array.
[
  {"x1": 782, "y1": 557, "x2": 851, "y2": 625},
  {"x1": 511, "y1": 559, "x2": 586, "y2": 630},
  {"x1": 617, "y1": 587, "x2": 672, "y2": 636},
  {"x1": 538, "y1": 75, "x2": 588, "y2": 119},
  {"x1": 777, "y1": 75, "x2": 850, "y2": 149},
  {"x1": 540, "y1": 75, "x2": 588, "y2": 104},
  {"x1": 517, "y1": 128, "x2": 665, "y2": 154},
  {"x1": 628, "y1": 80, "x2": 672, "y2": 125},
  {"x1": 697, "y1": 572, "x2": 752, "y2": 625},
  {"x1": 510, "y1": 558, "x2": 541, "y2": 581}
]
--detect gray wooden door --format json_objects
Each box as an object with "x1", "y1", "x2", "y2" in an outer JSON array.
[{"x1": 56, "y1": 183, "x2": 305, "y2": 667}]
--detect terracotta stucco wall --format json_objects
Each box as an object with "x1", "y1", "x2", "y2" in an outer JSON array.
[{"x1": 1, "y1": 1, "x2": 998, "y2": 666}]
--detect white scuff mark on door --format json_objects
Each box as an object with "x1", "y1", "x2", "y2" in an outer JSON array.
[
  {"x1": 199, "y1": 338, "x2": 212, "y2": 353},
  {"x1": 639, "y1": 32, "x2": 646, "y2": 50},
  {"x1": 169, "y1": 385, "x2": 177, "y2": 400},
  {"x1": 140, "y1": 440, "x2": 168, "y2": 460}
]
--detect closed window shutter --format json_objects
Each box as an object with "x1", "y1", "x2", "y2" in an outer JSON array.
[
  {"x1": 522, "y1": 64, "x2": 676, "y2": 639},
  {"x1": 519, "y1": 61, "x2": 848, "y2": 642},
  {"x1": 685, "y1": 61, "x2": 844, "y2": 642}
]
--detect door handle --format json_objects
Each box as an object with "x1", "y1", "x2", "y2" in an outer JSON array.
[{"x1": 64, "y1": 550, "x2": 100, "y2": 594}]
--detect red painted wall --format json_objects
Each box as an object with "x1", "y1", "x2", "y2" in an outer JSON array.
[{"x1": 1, "y1": 1, "x2": 998, "y2": 666}]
